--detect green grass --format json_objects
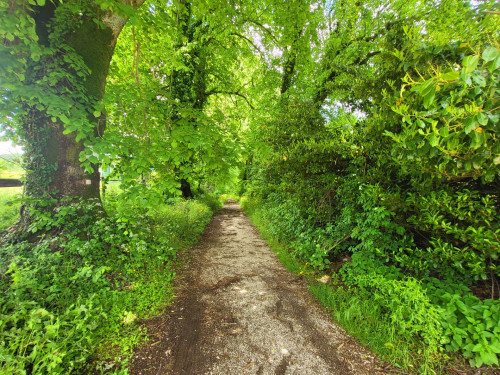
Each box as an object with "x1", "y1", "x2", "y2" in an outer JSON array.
[
  {"x1": 242, "y1": 197, "x2": 441, "y2": 374},
  {"x1": 0, "y1": 155, "x2": 24, "y2": 179},
  {"x1": 309, "y1": 283, "x2": 439, "y2": 373},
  {"x1": 0, "y1": 186, "x2": 22, "y2": 231}
]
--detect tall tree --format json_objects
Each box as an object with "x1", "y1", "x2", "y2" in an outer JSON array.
[
  {"x1": 1, "y1": 0, "x2": 144, "y2": 222},
  {"x1": 101, "y1": 0, "x2": 259, "y2": 202}
]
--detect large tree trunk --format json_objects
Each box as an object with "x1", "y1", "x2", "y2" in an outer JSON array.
[{"x1": 19, "y1": 1, "x2": 143, "y2": 215}]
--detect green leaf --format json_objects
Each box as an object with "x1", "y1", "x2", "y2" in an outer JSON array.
[
  {"x1": 84, "y1": 164, "x2": 94, "y2": 174},
  {"x1": 439, "y1": 127, "x2": 449, "y2": 137},
  {"x1": 472, "y1": 74, "x2": 486, "y2": 87},
  {"x1": 441, "y1": 71, "x2": 459, "y2": 81},
  {"x1": 477, "y1": 113, "x2": 488, "y2": 126},
  {"x1": 472, "y1": 343, "x2": 483, "y2": 352},
  {"x1": 419, "y1": 78, "x2": 436, "y2": 96},
  {"x1": 470, "y1": 356, "x2": 482, "y2": 368},
  {"x1": 456, "y1": 300, "x2": 468, "y2": 312},
  {"x1": 490, "y1": 341, "x2": 500, "y2": 354},
  {"x1": 423, "y1": 89, "x2": 436, "y2": 109},
  {"x1": 480, "y1": 350, "x2": 499, "y2": 366},
  {"x1": 460, "y1": 71, "x2": 472, "y2": 85},
  {"x1": 472, "y1": 157, "x2": 483, "y2": 169},
  {"x1": 487, "y1": 56, "x2": 500, "y2": 72},
  {"x1": 464, "y1": 118, "x2": 477, "y2": 134},
  {"x1": 75, "y1": 132, "x2": 86, "y2": 142},
  {"x1": 470, "y1": 131, "x2": 484, "y2": 150},
  {"x1": 462, "y1": 55, "x2": 479, "y2": 73},
  {"x1": 429, "y1": 133, "x2": 439, "y2": 147},
  {"x1": 482, "y1": 47, "x2": 499, "y2": 62},
  {"x1": 59, "y1": 114, "x2": 70, "y2": 124},
  {"x1": 88, "y1": 155, "x2": 99, "y2": 164}
]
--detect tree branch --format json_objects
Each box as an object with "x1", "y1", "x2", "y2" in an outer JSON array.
[
  {"x1": 244, "y1": 19, "x2": 278, "y2": 44},
  {"x1": 314, "y1": 50, "x2": 381, "y2": 103},
  {"x1": 354, "y1": 50, "x2": 381, "y2": 66},
  {"x1": 206, "y1": 90, "x2": 255, "y2": 109},
  {"x1": 0, "y1": 155, "x2": 23, "y2": 168},
  {"x1": 230, "y1": 33, "x2": 263, "y2": 54}
]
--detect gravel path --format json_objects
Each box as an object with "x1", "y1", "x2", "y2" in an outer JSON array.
[{"x1": 129, "y1": 202, "x2": 387, "y2": 375}]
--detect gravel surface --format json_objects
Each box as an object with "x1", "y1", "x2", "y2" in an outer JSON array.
[{"x1": 129, "y1": 202, "x2": 389, "y2": 375}]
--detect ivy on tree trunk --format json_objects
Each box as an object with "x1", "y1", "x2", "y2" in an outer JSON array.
[{"x1": 13, "y1": 1, "x2": 144, "y2": 222}]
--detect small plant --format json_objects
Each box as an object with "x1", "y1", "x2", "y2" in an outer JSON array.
[{"x1": 428, "y1": 280, "x2": 500, "y2": 367}]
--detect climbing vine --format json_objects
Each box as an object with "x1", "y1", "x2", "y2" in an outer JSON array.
[{"x1": 1, "y1": 0, "x2": 500, "y2": 373}]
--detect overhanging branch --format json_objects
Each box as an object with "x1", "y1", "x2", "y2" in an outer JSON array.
[
  {"x1": 314, "y1": 50, "x2": 381, "y2": 104},
  {"x1": 230, "y1": 33, "x2": 263, "y2": 54},
  {"x1": 206, "y1": 90, "x2": 255, "y2": 109}
]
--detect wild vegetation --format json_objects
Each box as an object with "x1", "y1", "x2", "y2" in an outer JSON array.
[
  {"x1": 0, "y1": 0, "x2": 499, "y2": 373},
  {"x1": 239, "y1": 1, "x2": 500, "y2": 372},
  {"x1": 0, "y1": 190, "x2": 221, "y2": 374}
]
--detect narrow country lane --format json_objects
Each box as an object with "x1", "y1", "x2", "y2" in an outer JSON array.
[{"x1": 130, "y1": 202, "x2": 388, "y2": 375}]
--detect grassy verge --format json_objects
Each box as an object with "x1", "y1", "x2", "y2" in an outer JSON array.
[
  {"x1": 0, "y1": 155, "x2": 24, "y2": 180},
  {"x1": 0, "y1": 186, "x2": 22, "y2": 232},
  {"x1": 0, "y1": 193, "x2": 222, "y2": 374},
  {"x1": 241, "y1": 196, "x2": 440, "y2": 374}
]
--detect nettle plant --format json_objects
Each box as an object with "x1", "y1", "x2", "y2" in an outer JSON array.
[{"x1": 428, "y1": 280, "x2": 500, "y2": 368}]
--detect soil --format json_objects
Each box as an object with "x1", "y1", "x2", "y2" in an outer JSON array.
[{"x1": 127, "y1": 202, "x2": 401, "y2": 374}]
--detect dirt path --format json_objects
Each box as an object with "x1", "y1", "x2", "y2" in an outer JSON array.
[{"x1": 130, "y1": 202, "x2": 387, "y2": 375}]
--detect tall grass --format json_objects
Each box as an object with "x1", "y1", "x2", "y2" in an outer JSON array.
[{"x1": 309, "y1": 283, "x2": 435, "y2": 373}]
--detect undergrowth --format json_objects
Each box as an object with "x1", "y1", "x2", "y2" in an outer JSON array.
[
  {"x1": 0, "y1": 192, "x2": 221, "y2": 374},
  {"x1": 241, "y1": 195, "x2": 499, "y2": 374}
]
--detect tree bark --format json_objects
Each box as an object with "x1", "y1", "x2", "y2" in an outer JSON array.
[
  {"x1": 180, "y1": 178, "x2": 194, "y2": 199},
  {"x1": 21, "y1": 2, "x2": 143, "y2": 206}
]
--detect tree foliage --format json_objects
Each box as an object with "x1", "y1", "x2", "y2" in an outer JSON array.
[
  {"x1": 241, "y1": 0, "x2": 500, "y2": 370},
  {"x1": 1, "y1": 0, "x2": 500, "y2": 373}
]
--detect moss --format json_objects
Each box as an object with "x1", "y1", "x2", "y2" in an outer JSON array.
[
  {"x1": 67, "y1": 17, "x2": 115, "y2": 100},
  {"x1": 65, "y1": 139, "x2": 80, "y2": 164}
]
